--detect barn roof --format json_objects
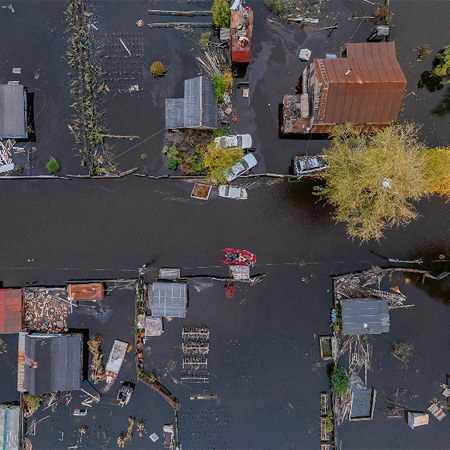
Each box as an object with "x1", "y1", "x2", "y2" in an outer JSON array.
[{"x1": 0, "y1": 289, "x2": 23, "y2": 334}]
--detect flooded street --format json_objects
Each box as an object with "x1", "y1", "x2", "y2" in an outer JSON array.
[{"x1": 0, "y1": 0, "x2": 449, "y2": 449}]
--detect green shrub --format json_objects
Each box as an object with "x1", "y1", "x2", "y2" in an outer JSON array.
[
  {"x1": 212, "y1": 0, "x2": 230, "y2": 28},
  {"x1": 432, "y1": 45, "x2": 450, "y2": 80},
  {"x1": 212, "y1": 73, "x2": 228, "y2": 101},
  {"x1": 46, "y1": 157, "x2": 60, "y2": 174},
  {"x1": 140, "y1": 153, "x2": 148, "y2": 161},
  {"x1": 200, "y1": 32, "x2": 210, "y2": 48},
  {"x1": 330, "y1": 367, "x2": 350, "y2": 396},
  {"x1": 150, "y1": 61, "x2": 167, "y2": 78},
  {"x1": 163, "y1": 145, "x2": 180, "y2": 170},
  {"x1": 266, "y1": 0, "x2": 287, "y2": 15},
  {"x1": 167, "y1": 157, "x2": 178, "y2": 170},
  {"x1": 212, "y1": 128, "x2": 228, "y2": 139}
]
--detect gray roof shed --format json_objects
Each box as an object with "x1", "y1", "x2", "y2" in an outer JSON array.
[
  {"x1": 151, "y1": 281, "x2": 187, "y2": 318},
  {"x1": 0, "y1": 84, "x2": 27, "y2": 139},
  {"x1": 24, "y1": 334, "x2": 83, "y2": 395},
  {"x1": 0, "y1": 404, "x2": 20, "y2": 450},
  {"x1": 165, "y1": 76, "x2": 217, "y2": 129},
  {"x1": 341, "y1": 298, "x2": 390, "y2": 335}
]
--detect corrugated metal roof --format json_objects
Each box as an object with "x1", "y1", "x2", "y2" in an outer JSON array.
[
  {"x1": 350, "y1": 386, "x2": 374, "y2": 419},
  {"x1": 165, "y1": 76, "x2": 217, "y2": 129},
  {"x1": 0, "y1": 289, "x2": 22, "y2": 334},
  {"x1": 341, "y1": 298, "x2": 390, "y2": 335},
  {"x1": 165, "y1": 98, "x2": 185, "y2": 129},
  {"x1": 151, "y1": 281, "x2": 187, "y2": 318},
  {"x1": 67, "y1": 283, "x2": 104, "y2": 301},
  {"x1": 316, "y1": 42, "x2": 406, "y2": 125},
  {"x1": 0, "y1": 84, "x2": 27, "y2": 139},
  {"x1": 0, "y1": 404, "x2": 20, "y2": 450},
  {"x1": 24, "y1": 334, "x2": 82, "y2": 395}
]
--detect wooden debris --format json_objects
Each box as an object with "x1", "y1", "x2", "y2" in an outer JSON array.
[
  {"x1": 87, "y1": 334, "x2": 106, "y2": 384},
  {"x1": 148, "y1": 10, "x2": 212, "y2": 16}
]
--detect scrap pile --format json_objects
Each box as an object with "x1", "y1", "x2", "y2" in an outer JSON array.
[
  {"x1": 338, "y1": 335, "x2": 372, "y2": 383},
  {"x1": 87, "y1": 334, "x2": 106, "y2": 384},
  {"x1": 181, "y1": 325, "x2": 210, "y2": 383},
  {"x1": 117, "y1": 416, "x2": 135, "y2": 448},
  {"x1": 24, "y1": 288, "x2": 71, "y2": 332},
  {"x1": 334, "y1": 266, "x2": 411, "y2": 309}
]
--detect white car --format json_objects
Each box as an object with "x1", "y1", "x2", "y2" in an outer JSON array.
[
  {"x1": 214, "y1": 134, "x2": 252, "y2": 149},
  {"x1": 226, "y1": 153, "x2": 257, "y2": 182},
  {"x1": 218, "y1": 185, "x2": 248, "y2": 200}
]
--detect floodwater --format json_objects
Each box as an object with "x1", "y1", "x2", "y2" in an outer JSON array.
[{"x1": 0, "y1": 0, "x2": 449, "y2": 449}]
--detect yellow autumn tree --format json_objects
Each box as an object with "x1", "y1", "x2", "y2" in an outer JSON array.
[
  {"x1": 202, "y1": 142, "x2": 243, "y2": 185},
  {"x1": 422, "y1": 147, "x2": 450, "y2": 200},
  {"x1": 315, "y1": 123, "x2": 427, "y2": 242}
]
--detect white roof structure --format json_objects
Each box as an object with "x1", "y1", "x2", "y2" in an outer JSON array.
[{"x1": 151, "y1": 281, "x2": 188, "y2": 318}]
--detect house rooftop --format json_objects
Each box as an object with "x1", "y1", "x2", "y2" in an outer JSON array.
[
  {"x1": 23, "y1": 333, "x2": 83, "y2": 395},
  {"x1": 165, "y1": 76, "x2": 217, "y2": 130},
  {"x1": 341, "y1": 298, "x2": 390, "y2": 335}
]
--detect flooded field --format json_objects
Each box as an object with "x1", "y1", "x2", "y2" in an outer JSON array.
[{"x1": 0, "y1": 0, "x2": 449, "y2": 449}]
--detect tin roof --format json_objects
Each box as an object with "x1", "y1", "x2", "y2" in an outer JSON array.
[
  {"x1": 165, "y1": 76, "x2": 217, "y2": 129},
  {"x1": 151, "y1": 281, "x2": 187, "y2": 318},
  {"x1": 24, "y1": 333, "x2": 82, "y2": 395},
  {"x1": 316, "y1": 42, "x2": 406, "y2": 125},
  {"x1": 0, "y1": 289, "x2": 23, "y2": 334},
  {"x1": 0, "y1": 84, "x2": 27, "y2": 139},
  {"x1": 67, "y1": 283, "x2": 104, "y2": 301},
  {"x1": 341, "y1": 298, "x2": 390, "y2": 335},
  {"x1": 0, "y1": 404, "x2": 20, "y2": 450}
]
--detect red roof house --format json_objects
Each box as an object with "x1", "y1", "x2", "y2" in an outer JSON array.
[
  {"x1": 282, "y1": 42, "x2": 407, "y2": 134},
  {"x1": 0, "y1": 289, "x2": 23, "y2": 334}
]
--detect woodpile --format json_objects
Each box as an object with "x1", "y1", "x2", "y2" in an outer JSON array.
[
  {"x1": 24, "y1": 288, "x2": 72, "y2": 333},
  {"x1": 87, "y1": 334, "x2": 106, "y2": 383},
  {"x1": 196, "y1": 49, "x2": 230, "y2": 77},
  {"x1": 117, "y1": 417, "x2": 135, "y2": 448}
]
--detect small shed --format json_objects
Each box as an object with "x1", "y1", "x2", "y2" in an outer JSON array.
[
  {"x1": 0, "y1": 404, "x2": 20, "y2": 450},
  {"x1": 0, "y1": 289, "x2": 23, "y2": 334},
  {"x1": 67, "y1": 283, "x2": 104, "y2": 302},
  {"x1": 407, "y1": 411, "x2": 429, "y2": 429},
  {"x1": 145, "y1": 316, "x2": 164, "y2": 337},
  {"x1": 341, "y1": 298, "x2": 390, "y2": 335},
  {"x1": 151, "y1": 281, "x2": 188, "y2": 318},
  {"x1": 349, "y1": 385, "x2": 377, "y2": 421},
  {"x1": 165, "y1": 76, "x2": 218, "y2": 130},
  {"x1": 0, "y1": 84, "x2": 28, "y2": 139},
  {"x1": 22, "y1": 333, "x2": 83, "y2": 395}
]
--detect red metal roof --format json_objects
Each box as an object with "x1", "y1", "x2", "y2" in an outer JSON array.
[
  {"x1": 316, "y1": 42, "x2": 406, "y2": 126},
  {"x1": 67, "y1": 283, "x2": 104, "y2": 301},
  {"x1": 0, "y1": 289, "x2": 23, "y2": 334}
]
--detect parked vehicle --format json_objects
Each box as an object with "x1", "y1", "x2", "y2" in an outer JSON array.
[
  {"x1": 117, "y1": 381, "x2": 135, "y2": 406},
  {"x1": 214, "y1": 134, "x2": 252, "y2": 149},
  {"x1": 218, "y1": 185, "x2": 248, "y2": 200},
  {"x1": 73, "y1": 408, "x2": 88, "y2": 416},
  {"x1": 226, "y1": 153, "x2": 257, "y2": 182},
  {"x1": 293, "y1": 154, "x2": 328, "y2": 175},
  {"x1": 105, "y1": 339, "x2": 128, "y2": 384}
]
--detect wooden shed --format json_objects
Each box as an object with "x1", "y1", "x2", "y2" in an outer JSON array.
[{"x1": 67, "y1": 283, "x2": 104, "y2": 302}]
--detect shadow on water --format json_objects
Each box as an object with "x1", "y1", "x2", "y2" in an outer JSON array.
[
  {"x1": 417, "y1": 49, "x2": 448, "y2": 93},
  {"x1": 431, "y1": 86, "x2": 450, "y2": 116}
]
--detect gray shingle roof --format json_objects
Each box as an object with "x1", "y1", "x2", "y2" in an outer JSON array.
[
  {"x1": 151, "y1": 281, "x2": 187, "y2": 318},
  {"x1": 165, "y1": 76, "x2": 217, "y2": 129},
  {"x1": 350, "y1": 386, "x2": 374, "y2": 419},
  {"x1": 0, "y1": 84, "x2": 27, "y2": 139},
  {"x1": 341, "y1": 298, "x2": 390, "y2": 335},
  {"x1": 24, "y1": 334, "x2": 82, "y2": 395}
]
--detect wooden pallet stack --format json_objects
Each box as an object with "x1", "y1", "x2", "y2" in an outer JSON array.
[{"x1": 181, "y1": 326, "x2": 210, "y2": 383}]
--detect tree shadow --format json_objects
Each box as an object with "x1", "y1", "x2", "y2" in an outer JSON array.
[
  {"x1": 431, "y1": 86, "x2": 450, "y2": 116},
  {"x1": 417, "y1": 49, "x2": 447, "y2": 92}
]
